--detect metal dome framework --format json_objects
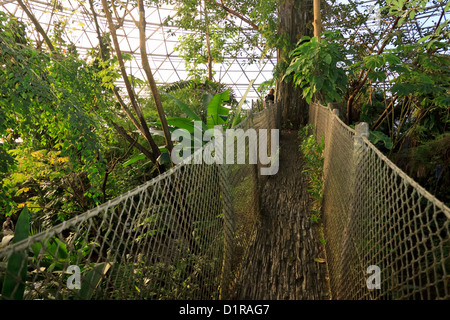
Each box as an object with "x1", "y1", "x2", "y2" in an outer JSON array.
[
  {"x1": 1, "y1": 0, "x2": 277, "y2": 102},
  {"x1": 1, "y1": 0, "x2": 448, "y2": 102}
]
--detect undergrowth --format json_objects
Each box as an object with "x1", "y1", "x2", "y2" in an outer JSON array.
[{"x1": 299, "y1": 124, "x2": 326, "y2": 247}]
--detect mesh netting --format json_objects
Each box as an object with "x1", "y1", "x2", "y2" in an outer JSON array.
[
  {"x1": 0, "y1": 103, "x2": 280, "y2": 300},
  {"x1": 309, "y1": 102, "x2": 450, "y2": 300},
  {"x1": 3, "y1": 101, "x2": 447, "y2": 300}
]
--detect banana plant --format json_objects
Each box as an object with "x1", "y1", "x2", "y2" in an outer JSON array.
[
  {"x1": 124, "y1": 90, "x2": 232, "y2": 167},
  {"x1": 163, "y1": 89, "x2": 231, "y2": 132},
  {"x1": 124, "y1": 81, "x2": 255, "y2": 167}
]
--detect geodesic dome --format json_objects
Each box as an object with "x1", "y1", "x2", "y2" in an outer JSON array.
[{"x1": 1, "y1": 0, "x2": 276, "y2": 103}]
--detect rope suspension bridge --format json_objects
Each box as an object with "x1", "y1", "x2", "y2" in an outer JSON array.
[
  {"x1": 1, "y1": 101, "x2": 449, "y2": 300},
  {"x1": 1, "y1": 0, "x2": 449, "y2": 301}
]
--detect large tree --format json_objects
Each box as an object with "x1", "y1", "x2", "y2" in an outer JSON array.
[
  {"x1": 275, "y1": 0, "x2": 314, "y2": 127},
  {"x1": 164, "y1": 0, "x2": 313, "y2": 127}
]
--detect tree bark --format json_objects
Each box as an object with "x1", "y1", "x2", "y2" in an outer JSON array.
[
  {"x1": 276, "y1": 0, "x2": 314, "y2": 128},
  {"x1": 235, "y1": 131, "x2": 328, "y2": 299},
  {"x1": 313, "y1": 0, "x2": 322, "y2": 39}
]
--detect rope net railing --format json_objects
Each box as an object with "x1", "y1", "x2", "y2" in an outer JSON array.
[
  {"x1": 309, "y1": 102, "x2": 450, "y2": 300},
  {"x1": 0, "y1": 102, "x2": 281, "y2": 300}
]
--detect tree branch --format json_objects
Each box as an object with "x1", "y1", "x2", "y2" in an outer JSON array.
[
  {"x1": 346, "y1": 14, "x2": 402, "y2": 124},
  {"x1": 111, "y1": 122, "x2": 157, "y2": 165},
  {"x1": 100, "y1": 0, "x2": 161, "y2": 162},
  {"x1": 16, "y1": 0, "x2": 56, "y2": 54},
  {"x1": 371, "y1": 95, "x2": 398, "y2": 131},
  {"x1": 204, "y1": 0, "x2": 214, "y2": 80},
  {"x1": 213, "y1": 0, "x2": 258, "y2": 31},
  {"x1": 137, "y1": 0, "x2": 173, "y2": 154},
  {"x1": 102, "y1": 136, "x2": 136, "y2": 202}
]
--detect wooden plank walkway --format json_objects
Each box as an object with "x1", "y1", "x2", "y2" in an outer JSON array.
[{"x1": 233, "y1": 130, "x2": 329, "y2": 299}]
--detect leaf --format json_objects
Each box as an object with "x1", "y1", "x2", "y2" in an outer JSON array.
[
  {"x1": 369, "y1": 130, "x2": 393, "y2": 150},
  {"x1": 296, "y1": 35, "x2": 311, "y2": 45},
  {"x1": 79, "y1": 262, "x2": 112, "y2": 300},
  {"x1": 165, "y1": 117, "x2": 197, "y2": 133},
  {"x1": 202, "y1": 93, "x2": 214, "y2": 110},
  {"x1": 157, "y1": 152, "x2": 172, "y2": 165},
  {"x1": 53, "y1": 238, "x2": 68, "y2": 260},
  {"x1": 283, "y1": 60, "x2": 300, "y2": 78},
  {"x1": 206, "y1": 90, "x2": 230, "y2": 129},
  {"x1": 15, "y1": 187, "x2": 30, "y2": 196},
  {"x1": 149, "y1": 128, "x2": 166, "y2": 137},
  {"x1": 312, "y1": 76, "x2": 324, "y2": 92},
  {"x1": 363, "y1": 55, "x2": 384, "y2": 69},
  {"x1": 162, "y1": 92, "x2": 201, "y2": 121},
  {"x1": 1, "y1": 207, "x2": 30, "y2": 300},
  {"x1": 383, "y1": 53, "x2": 400, "y2": 66},
  {"x1": 418, "y1": 35, "x2": 431, "y2": 43},
  {"x1": 31, "y1": 242, "x2": 42, "y2": 259},
  {"x1": 122, "y1": 154, "x2": 146, "y2": 167},
  {"x1": 314, "y1": 258, "x2": 326, "y2": 263},
  {"x1": 445, "y1": 1, "x2": 450, "y2": 12}
]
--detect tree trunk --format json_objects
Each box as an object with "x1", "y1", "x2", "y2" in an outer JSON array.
[
  {"x1": 137, "y1": 0, "x2": 173, "y2": 154},
  {"x1": 100, "y1": 0, "x2": 161, "y2": 165},
  {"x1": 276, "y1": 0, "x2": 314, "y2": 128},
  {"x1": 204, "y1": 0, "x2": 213, "y2": 81}
]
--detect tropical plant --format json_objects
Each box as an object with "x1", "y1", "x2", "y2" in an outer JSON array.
[
  {"x1": 283, "y1": 31, "x2": 350, "y2": 105},
  {"x1": 153, "y1": 90, "x2": 232, "y2": 164},
  {"x1": 285, "y1": 0, "x2": 449, "y2": 203},
  {"x1": 0, "y1": 12, "x2": 116, "y2": 219}
]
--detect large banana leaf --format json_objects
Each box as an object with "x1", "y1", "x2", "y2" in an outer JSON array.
[{"x1": 206, "y1": 90, "x2": 230, "y2": 129}]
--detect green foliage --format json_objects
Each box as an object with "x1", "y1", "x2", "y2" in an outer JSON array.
[
  {"x1": 390, "y1": 44, "x2": 450, "y2": 108},
  {"x1": 299, "y1": 125, "x2": 325, "y2": 223},
  {"x1": 164, "y1": 90, "x2": 232, "y2": 131},
  {"x1": 122, "y1": 154, "x2": 147, "y2": 168},
  {"x1": 205, "y1": 90, "x2": 231, "y2": 128},
  {"x1": 392, "y1": 133, "x2": 450, "y2": 206},
  {"x1": 256, "y1": 78, "x2": 276, "y2": 96},
  {"x1": 1, "y1": 207, "x2": 29, "y2": 300},
  {"x1": 284, "y1": 31, "x2": 350, "y2": 104},
  {"x1": 79, "y1": 262, "x2": 112, "y2": 300},
  {"x1": 146, "y1": 88, "x2": 236, "y2": 165},
  {"x1": 369, "y1": 130, "x2": 393, "y2": 150},
  {"x1": 310, "y1": 0, "x2": 449, "y2": 201},
  {"x1": 0, "y1": 12, "x2": 127, "y2": 222},
  {"x1": 175, "y1": 28, "x2": 228, "y2": 80},
  {"x1": 158, "y1": 79, "x2": 237, "y2": 123}
]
